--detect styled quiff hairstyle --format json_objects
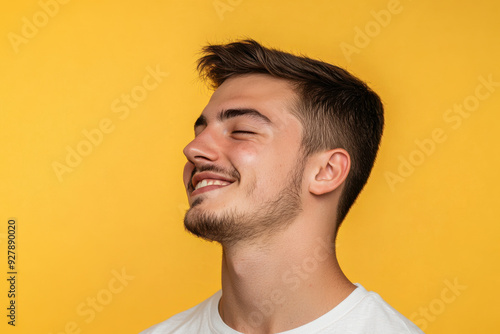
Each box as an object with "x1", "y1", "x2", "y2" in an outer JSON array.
[{"x1": 197, "y1": 39, "x2": 384, "y2": 229}]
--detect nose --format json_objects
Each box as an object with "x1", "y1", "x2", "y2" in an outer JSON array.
[{"x1": 183, "y1": 128, "x2": 220, "y2": 165}]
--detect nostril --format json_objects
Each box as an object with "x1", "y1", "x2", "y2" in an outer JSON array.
[{"x1": 195, "y1": 155, "x2": 212, "y2": 161}]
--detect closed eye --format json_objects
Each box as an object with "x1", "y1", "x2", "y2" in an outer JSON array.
[{"x1": 232, "y1": 130, "x2": 256, "y2": 134}]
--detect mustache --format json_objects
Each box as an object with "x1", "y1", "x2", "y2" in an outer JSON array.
[{"x1": 188, "y1": 164, "x2": 240, "y2": 190}]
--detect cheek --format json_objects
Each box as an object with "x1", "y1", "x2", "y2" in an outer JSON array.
[
  {"x1": 243, "y1": 148, "x2": 287, "y2": 188},
  {"x1": 229, "y1": 143, "x2": 259, "y2": 165},
  {"x1": 229, "y1": 145, "x2": 262, "y2": 192}
]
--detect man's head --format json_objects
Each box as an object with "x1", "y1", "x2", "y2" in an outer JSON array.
[{"x1": 183, "y1": 40, "x2": 384, "y2": 244}]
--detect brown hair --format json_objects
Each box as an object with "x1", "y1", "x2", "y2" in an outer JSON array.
[{"x1": 197, "y1": 39, "x2": 384, "y2": 230}]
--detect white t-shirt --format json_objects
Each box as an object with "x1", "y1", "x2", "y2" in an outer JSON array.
[{"x1": 140, "y1": 284, "x2": 424, "y2": 333}]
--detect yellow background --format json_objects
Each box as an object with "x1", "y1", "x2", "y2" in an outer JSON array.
[{"x1": 1, "y1": 0, "x2": 499, "y2": 333}]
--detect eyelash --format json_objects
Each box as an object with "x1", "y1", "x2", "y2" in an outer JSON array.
[{"x1": 232, "y1": 130, "x2": 256, "y2": 135}]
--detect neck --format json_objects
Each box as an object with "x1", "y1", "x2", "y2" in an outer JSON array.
[{"x1": 218, "y1": 219, "x2": 355, "y2": 334}]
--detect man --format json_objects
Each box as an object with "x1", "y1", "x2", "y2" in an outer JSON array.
[{"x1": 142, "y1": 40, "x2": 423, "y2": 333}]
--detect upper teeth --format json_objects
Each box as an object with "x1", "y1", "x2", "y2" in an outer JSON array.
[{"x1": 195, "y1": 179, "x2": 231, "y2": 190}]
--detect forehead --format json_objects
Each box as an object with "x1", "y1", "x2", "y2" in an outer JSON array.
[{"x1": 201, "y1": 74, "x2": 298, "y2": 123}]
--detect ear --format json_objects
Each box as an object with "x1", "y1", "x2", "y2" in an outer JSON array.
[{"x1": 308, "y1": 149, "x2": 351, "y2": 196}]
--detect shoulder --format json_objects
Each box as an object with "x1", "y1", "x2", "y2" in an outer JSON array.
[
  {"x1": 333, "y1": 284, "x2": 424, "y2": 333},
  {"x1": 139, "y1": 290, "x2": 222, "y2": 334}
]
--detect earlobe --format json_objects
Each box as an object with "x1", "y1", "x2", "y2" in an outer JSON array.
[{"x1": 309, "y1": 149, "x2": 350, "y2": 196}]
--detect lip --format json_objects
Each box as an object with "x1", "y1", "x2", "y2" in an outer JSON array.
[{"x1": 190, "y1": 172, "x2": 236, "y2": 197}]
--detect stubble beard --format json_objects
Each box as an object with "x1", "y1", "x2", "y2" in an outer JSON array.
[{"x1": 183, "y1": 157, "x2": 305, "y2": 247}]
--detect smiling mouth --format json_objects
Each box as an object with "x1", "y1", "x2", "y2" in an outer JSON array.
[
  {"x1": 189, "y1": 168, "x2": 238, "y2": 197},
  {"x1": 195, "y1": 179, "x2": 232, "y2": 190},
  {"x1": 190, "y1": 174, "x2": 235, "y2": 197}
]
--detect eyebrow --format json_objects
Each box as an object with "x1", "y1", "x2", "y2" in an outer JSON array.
[{"x1": 194, "y1": 108, "x2": 272, "y2": 130}]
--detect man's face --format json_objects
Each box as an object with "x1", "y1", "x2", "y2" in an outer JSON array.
[{"x1": 182, "y1": 74, "x2": 305, "y2": 246}]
